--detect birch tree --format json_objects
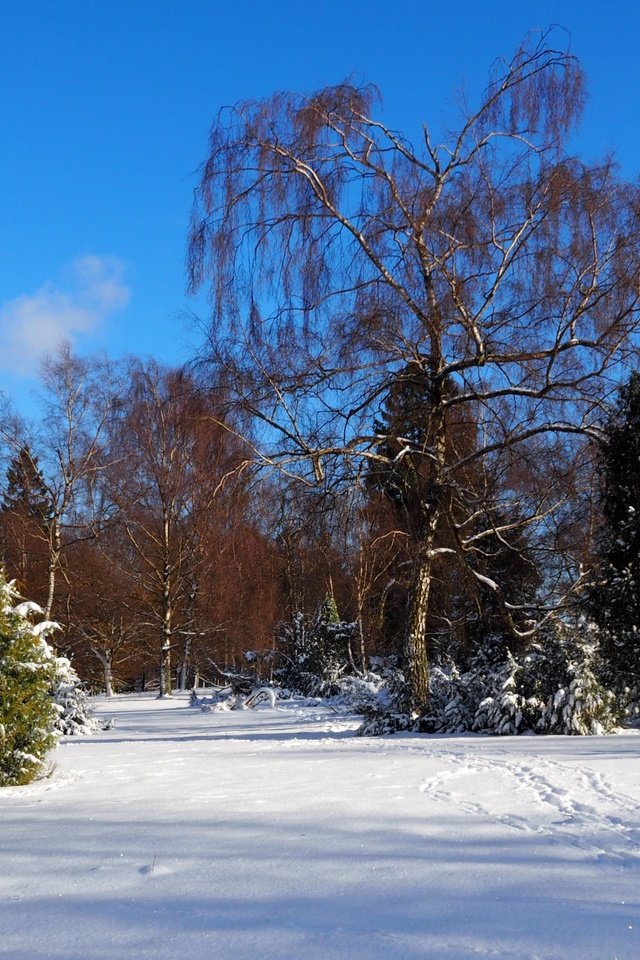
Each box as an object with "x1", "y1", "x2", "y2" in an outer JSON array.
[
  {"x1": 1, "y1": 343, "x2": 122, "y2": 620},
  {"x1": 103, "y1": 362, "x2": 236, "y2": 697},
  {"x1": 188, "y1": 32, "x2": 640, "y2": 715}
]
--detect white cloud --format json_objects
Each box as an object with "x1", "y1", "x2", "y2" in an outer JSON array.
[{"x1": 0, "y1": 256, "x2": 131, "y2": 376}]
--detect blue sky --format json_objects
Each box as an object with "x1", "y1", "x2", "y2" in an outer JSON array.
[{"x1": 2, "y1": 0, "x2": 640, "y2": 415}]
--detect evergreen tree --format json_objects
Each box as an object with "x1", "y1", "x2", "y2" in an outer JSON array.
[
  {"x1": 365, "y1": 365, "x2": 474, "y2": 659},
  {"x1": 51, "y1": 656, "x2": 100, "y2": 736},
  {"x1": 319, "y1": 591, "x2": 340, "y2": 627},
  {"x1": 590, "y1": 373, "x2": 640, "y2": 694},
  {"x1": 367, "y1": 365, "x2": 475, "y2": 536},
  {"x1": 275, "y1": 594, "x2": 356, "y2": 696},
  {"x1": 1, "y1": 447, "x2": 52, "y2": 523},
  {"x1": 366, "y1": 365, "x2": 540, "y2": 666},
  {"x1": 0, "y1": 571, "x2": 58, "y2": 786}
]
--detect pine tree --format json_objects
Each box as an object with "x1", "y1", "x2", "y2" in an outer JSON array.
[
  {"x1": 590, "y1": 373, "x2": 640, "y2": 694},
  {"x1": 0, "y1": 572, "x2": 58, "y2": 786}
]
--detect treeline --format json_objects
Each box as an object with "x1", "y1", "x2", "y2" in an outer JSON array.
[
  {"x1": 1, "y1": 342, "x2": 640, "y2": 722},
  {"x1": 0, "y1": 348, "x2": 288, "y2": 695},
  {"x1": 1, "y1": 344, "x2": 500, "y2": 695}
]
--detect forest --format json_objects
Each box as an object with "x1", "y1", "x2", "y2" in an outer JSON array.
[{"x1": 2, "y1": 33, "x2": 640, "y2": 737}]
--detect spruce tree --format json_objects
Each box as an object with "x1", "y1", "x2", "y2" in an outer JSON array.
[
  {"x1": 366, "y1": 364, "x2": 465, "y2": 536},
  {"x1": 0, "y1": 571, "x2": 58, "y2": 786},
  {"x1": 275, "y1": 595, "x2": 355, "y2": 696},
  {"x1": 591, "y1": 373, "x2": 640, "y2": 694},
  {"x1": 1, "y1": 447, "x2": 52, "y2": 523},
  {"x1": 366, "y1": 365, "x2": 540, "y2": 665}
]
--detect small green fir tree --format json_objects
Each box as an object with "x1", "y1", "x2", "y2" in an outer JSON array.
[{"x1": 0, "y1": 572, "x2": 58, "y2": 786}]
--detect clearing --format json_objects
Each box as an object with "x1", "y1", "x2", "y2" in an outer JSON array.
[{"x1": 1, "y1": 693, "x2": 639, "y2": 959}]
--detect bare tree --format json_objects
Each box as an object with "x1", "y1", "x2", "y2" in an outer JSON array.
[
  {"x1": 61, "y1": 536, "x2": 145, "y2": 696},
  {"x1": 101, "y1": 362, "x2": 200, "y2": 696},
  {"x1": 0, "y1": 342, "x2": 123, "y2": 620},
  {"x1": 188, "y1": 32, "x2": 640, "y2": 714},
  {"x1": 101, "y1": 361, "x2": 249, "y2": 697}
]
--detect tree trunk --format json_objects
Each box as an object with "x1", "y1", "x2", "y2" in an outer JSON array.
[
  {"x1": 403, "y1": 508, "x2": 439, "y2": 716},
  {"x1": 179, "y1": 634, "x2": 193, "y2": 690},
  {"x1": 159, "y1": 519, "x2": 173, "y2": 698},
  {"x1": 356, "y1": 613, "x2": 367, "y2": 675},
  {"x1": 89, "y1": 644, "x2": 113, "y2": 697},
  {"x1": 160, "y1": 614, "x2": 173, "y2": 698},
  {"x1": 403, "y1": 556, "x2": 432, "y2": 715},
  {"x1": 44, "y1": 517, "x2": 61, "y2": 621}
]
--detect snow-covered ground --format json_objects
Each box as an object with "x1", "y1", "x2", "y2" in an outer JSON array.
[{"x1": 1, "y1": 693, "x2": 639, "y2": 960}]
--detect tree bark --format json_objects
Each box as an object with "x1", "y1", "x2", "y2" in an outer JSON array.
[
  {"x1": 44, "y1": 516, "x2": 61, "y2": 621},
  {"x1": 179, "y1": 633, "x2": 192, "y2": 691},
  {"x1": 403, "y1": 499, "x2": 441, "y2": 715},
  {"x1": 99, "y1": 654, "x2": 114, "y2": 698},
  {"x1": 103, "y1": 663, "x2": 113, "y2": 699},
  {"x1": 158, "y1": 511, "x2": 173, "y2": 698},
  {"x1": 403, "y1": 553, "x2": 433, "y2": 715},
  {"x1": 160, "y1": 611, "x2": 173, "y2": 698}
]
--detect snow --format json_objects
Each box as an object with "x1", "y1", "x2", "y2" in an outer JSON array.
[
  {"x1": 11, "y1": 600, "x2": 44, "y2": 617},
  {"x1": 1, "y1": 693, "x2": 639, "y2": 960}
]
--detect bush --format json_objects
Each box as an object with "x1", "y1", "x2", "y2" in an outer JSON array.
[
  {"x1": 275, "y1": 601, "x2": 357, "y2": 696},
  {"x1": 51, "y1": 657, "x2": 100, "y2": 736},
  {"x1": 525, "y1": 623, "x2": 618, "y2": 735},
  {"x1": 0, "y1": 576, "x2": 58, "y2": 786},
  {"x1": 453, "y1": 624, "x2": 617, "y2": 735},
  {"x1": 355, "y1": 622, "x2": 620, "y2": 736},
  {"x1": 354, "y1": 664, "x2": 414, "y2": 736}
]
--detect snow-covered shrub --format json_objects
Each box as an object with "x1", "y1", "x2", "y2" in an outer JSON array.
[
  {"x1": 331, "y1": 673, "x2": 385, "y2": 712},
  {"x1": 525, "y1": 623, "x2": 618, "y2": 735},
  {"x1": 355, "y1": 622, "x2": 619, "y2": 737},
  {"x1": 190, "y1": 687, "x2": 236, "y2": 711},
  {"x1": 615, "y1": 684, "x2": 640, "y2": 726},
  {"x1": 357, "y1": 709, "x2": 413, "y2": 737},
  {"x1": 51, "y1": 657, "x2": 100, "y2": 736},
  {"x1": 274, "y1": 612, "x2": 314, "y2": 694},
  {"x1": 589, "y1": 625, "x2": 640, "y2": 724},
  {"x1": 355, "y1": 667, "x2": 413, "y2": 736},
  {"x1": 437, "y1": 623, "x2": 618, "y2": 736},
  {"x1": 424, "y1": 662, "x2": 475, "y2": 734},
  {"x1": 275, "y1": 602, "x2": 357, "y2": 697},
  {"x1": 0, "y1": 575, "x2": 58, "y2": 786},
  {"x1": 472, "y1": 654, "x2": 530, "y2": 735}
]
